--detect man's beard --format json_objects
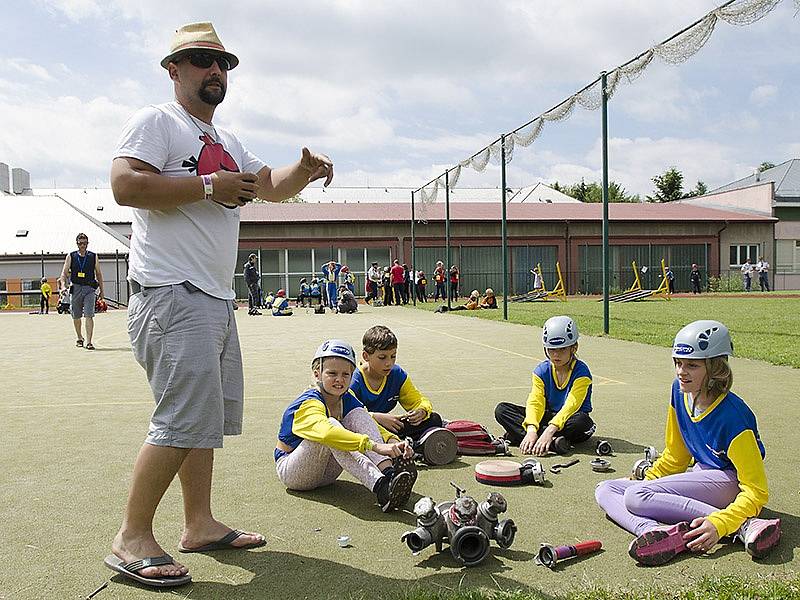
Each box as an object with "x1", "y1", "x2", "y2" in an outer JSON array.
[{"x1": 198, "y1": 78, "x2": 226, "y2": 105}]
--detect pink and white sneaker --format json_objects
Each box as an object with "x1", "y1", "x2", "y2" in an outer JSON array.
[
  {"x1": 628, "y1": 522, "x2": 689, "y2": 566},
  {"x1": 738, "y1": 518, "x2": 781, "y2": 559}
]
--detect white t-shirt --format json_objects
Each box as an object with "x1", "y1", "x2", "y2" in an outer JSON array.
[{"x1": 114, "y1": 101, "x2": 267, "y2": 299}]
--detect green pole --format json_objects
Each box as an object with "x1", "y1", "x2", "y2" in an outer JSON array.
[
  {"x1": 601, "y1": 71, "x2": 610, "y2": 335},
  {"x1": 411, "y1": 191, "x2": 416, "y2": 306},
  {"x1": 445, "y1": 170, "x2": 451, "y2": 310},
  {"x1": 501, "y1": 134, "x2": 509, "y2": 321}
]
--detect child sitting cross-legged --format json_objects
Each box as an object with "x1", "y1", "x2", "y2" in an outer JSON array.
[
  {"x1": 350, "y1": 325, "x2": 444, "y2": 443},
  {"x1": 495, "y1": 315, "x2": 595, "y2": 455},
  {"x1": 275, "y1": 340, "x2": 417, "y2": 512},
  {"x1": 595, "y1": 320, "x2": 781, "y2": 565}
]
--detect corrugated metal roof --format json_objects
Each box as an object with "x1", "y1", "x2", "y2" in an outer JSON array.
[
  {"x1": 296, "y1": 186, "x2": 513, "y2": 203},
  {"x1": 708, "y1": 159, "x2": 800, "y2": 199},
  {"x1": 35, "y1": 188, "x2": 135, "y2": 223},
  {"x1": 240, "y1": 201, "x2": 774, "y2": 223},
  {"x1": 1, "y1": 194, "x2": 130, "y2": 256}
]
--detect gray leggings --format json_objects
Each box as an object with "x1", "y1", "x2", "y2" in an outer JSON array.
[{"x1": 276, "y1": 408, "x2": 388, "y2": 492}]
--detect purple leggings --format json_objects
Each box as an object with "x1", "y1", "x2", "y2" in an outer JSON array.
[{"x1": 595, "y1": 464, "x2": 740, "y2": 536}]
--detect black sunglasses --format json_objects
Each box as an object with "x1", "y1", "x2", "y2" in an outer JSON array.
[{"x1": 185, "y1": 52, "x2": 231, "y2": 71}]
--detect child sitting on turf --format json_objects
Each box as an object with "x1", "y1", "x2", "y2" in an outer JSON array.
[
  {"x1": 350, "y1": 325, "x2": 444, "y2": 442},
  {"x1": 309, "y1": 278, "x2": 322, "y2": 306},
  {"x1": 275, "y1": 339, "x2": 417, "y2": 512},
  {"x1": 595, "y1": 320, "x2": 781, "y2": 566},
  {"x1": 495, "y1": 315, "x2": 595, "y2": 455},
  {"x1": 271, "y1": 289, "x2": 293, "y2": 316},
  {"x1": 298, "y1": 277, "x2": 310, "y2": 307},
  {"x1": 481, "y1": 288, "x2": 498, "y2": 309},
  {"x1": 336, "y1": 284, "x2": 358, "y2": 314},
  {"x1": 449, "y1": 289, "x2": 481, "y2": 311}
]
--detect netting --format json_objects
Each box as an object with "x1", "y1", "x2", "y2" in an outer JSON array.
[{"x1": 414, "y1": 0, "x2": 784, "y2": 206}]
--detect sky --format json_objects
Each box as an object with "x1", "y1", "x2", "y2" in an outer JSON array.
[{"x1": 1, "y1": 0, "x2": 798, "y2": 198}]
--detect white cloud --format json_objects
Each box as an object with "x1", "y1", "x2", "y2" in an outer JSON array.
[
  {"x1": 749, "y1": 84, "x2": 778, "y2": 106},
  {"x1": 0, "y1": 58, "x2": 55, "y2": 82}
]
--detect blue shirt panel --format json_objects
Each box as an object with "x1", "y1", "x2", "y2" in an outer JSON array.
[
  {"x1": 350, "y1": 364, "x2": 408, "y2": 414},
  {"x1": 533, "y1": 358, "x2": 593, "y2": 414},
  {"x1": 670, "y1": 379, "x2": 764, "y2": 470},
  {"x1": 275, "y1": 388, "x2": 365, "y2": 461}
]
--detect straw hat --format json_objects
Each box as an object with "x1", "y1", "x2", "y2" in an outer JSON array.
[{"x1": 161, "y1": 22, "x2": 239, "y2": 70}]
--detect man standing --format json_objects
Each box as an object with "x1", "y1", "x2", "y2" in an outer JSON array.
[
  {"x1": 756, "y1": 256, "x2": 771, "y2": 292},
  {"x1": 367, "y1": 261, "x2": 382, "y2": 304},
  {"x1": 60, "y1": 232, "x2": 104, "y2": 350},
  {"x1": 433, "y1": 260, "x2": 446, "y2": 301},
  {"x1": 390, "y1": 259, "x2": 405, "y2": 305},
  {"x1": 741, "y1": 258, "x2": 754, "y2": 292},
  {"x1": 690, "y1": 263, "x2": 702, "y2": 294},
  {"x1": 320, "y1": 259, "x2": 342, "y2": 309},
  {"x1": 108, "y1": 22, "x2": 333, "y2": 587},
  {"x1": 243, "y1": 253, "x2": 262, "y2": 315}
]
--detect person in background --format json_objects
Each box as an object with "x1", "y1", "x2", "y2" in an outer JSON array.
[
  {"x1": 449, "y1": 265, "x2": 460, "y2": 301},
  {"x1": 665, "y1": 265, "x2": 675, "y2": 294},
  {"x1": 416, "y1": 270, "x2": 427, "y2": 302},
  {"x1": 402, "y1": 263, "x2": 411, "y2": 305},
  {"x1": 271, "y1": 289, "x2": 293, "y2": 316},
  {"x1": 690, "y1": 264, "x2": 702, "y2": 295},
  {"x1": 741, "y1": 258, "x2": 754, "y2": 292},
  {"x1": 40, "y1": 277, "x2": 52, "y2": 315},
  {"x1": 390, "y1": 259, "x2": 405, "y2": 306},
  {"x1": 321, "y1": 260, "x2": 342, "y2": 310},
  {"x1": 244, "y1": 254, "x2": 262, "y2": 315},
  {"x1": 433, "y1": 261, "x2": 447, "y2": 301},
  {"x1": 297, "y1": 277, "x2": 310, "y2": 307},
  {"x1": 336, "y1": 284, "x2": 358, "y2": 314},
  {"x1": 366, "y1": 261, "x2": 382, "y2": 305},
  {"x1": 60, "y1": 232, "x2": 104, "y2": 350},
  {"x1": 480, "y1": 288, "x2": 498, "y2": 309},
  {"x1": 382, "y1": 266, "x2": 393, "y2": 306},
  {"x1": 756, "y1": 256, "x2": 770, "y2": 292}
]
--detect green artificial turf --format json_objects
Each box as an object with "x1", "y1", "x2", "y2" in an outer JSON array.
[
  {"x1": 411, "y1": 295, "x2": 800, "y2": 368},
  {"x1": 1, "y1": 308, "x2": 797, "y2": 599}
]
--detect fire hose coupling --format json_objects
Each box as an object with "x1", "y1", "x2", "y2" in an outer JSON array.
[
  {"x1": 535, "y1": 540, "x2": 603, "y2": 568},
  {"x1": 520, "y1": 458, "x2": 547, "y2": 484},
  {"x1": 595, "y1": 439, "x2": 613, "y2": 456},
  {"x1": 401, "y1": 483, "x2": 516, "y2": 566},
  {"x1": 631, "y1": 446, "x2": 660, "y2": 480}
]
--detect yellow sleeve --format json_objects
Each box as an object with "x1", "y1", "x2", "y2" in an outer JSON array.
[
  {"x1": 292, "y1": 399, "x2": 373, "y2": 453},
  {"x1": 373, "y1": 419, "x2": 395, "y2": 443},
  {"x1": 706, "y1": 430, "x2": 769, "y2": 537},
  {"x1": 646, "y1": 405, "x2": 693, "y2": 479},
  {"x1": 522, "y1": 373, "x2": 546, "y2": 431},
  {"x1": 548, "y1": 376, "x2": 592, "y2": 431},
  {"x1": 398, "y1": 376, "x2": 433, "y2": 417}
]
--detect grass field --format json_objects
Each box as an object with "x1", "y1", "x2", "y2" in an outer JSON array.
[
  {"x1": 411, "y1": 294, "x2": 800, "y2": 368},
  {"x1": 1, "y1": 304, "x2": 798, "y2": 600}
]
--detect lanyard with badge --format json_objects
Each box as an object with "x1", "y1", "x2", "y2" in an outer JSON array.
[{"x1": 76, "y1": 253, "x2": 89, "y2": 280}]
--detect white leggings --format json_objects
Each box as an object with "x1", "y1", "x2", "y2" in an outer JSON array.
[{"x1": 276, "y1": 408, "x2": 388, "y2": 492}]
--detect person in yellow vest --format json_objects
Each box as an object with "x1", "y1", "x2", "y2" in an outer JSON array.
[{"x1": 40, "y1": 277, "x2": 52, "y2": 314}]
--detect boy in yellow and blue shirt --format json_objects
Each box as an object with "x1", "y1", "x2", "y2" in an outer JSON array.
[{"x1": 349, "y1": 325, "x2": 444, "y2": 441}]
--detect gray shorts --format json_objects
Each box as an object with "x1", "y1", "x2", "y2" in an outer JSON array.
[
  {"x1": 70, "y1": 284, "x2": 96, "y2": 319},
  {"x1": 127, "y1": 282, "x2": 244, "y2": 448}
]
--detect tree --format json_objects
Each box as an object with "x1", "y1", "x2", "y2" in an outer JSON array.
[
  {"x1": 554, "y1": 179, "x2": 640, "y2": 203},
  {"x1": 758, "y1": 162, "x2": 775, "y2": 173},
  {"x1": 683, "y1": 180, "x2": 708, "y2": 198},
  {"x1": 647, "y1": 167, "x2": 684, "y2": 202}
]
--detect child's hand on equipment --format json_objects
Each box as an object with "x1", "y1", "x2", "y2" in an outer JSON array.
[
  {"x1": 373, "y1": 440, "x2": 409, "y2": 458},
  {"x1": 374, "y1": 412, "x2": 403, "y2": 433},
  {"x1": 520, "y1": 430, "x2": 539, "y2": 455},
  {"x1": 684, "y1": 517, "x2": 720, "y2": 553},
  {"x1": 404, "y1": 409, "x2": 426, "y2": 425}
]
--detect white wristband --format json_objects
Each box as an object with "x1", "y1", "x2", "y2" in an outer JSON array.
[{"x1": 201, "y1": 175, "x2": 213, "y2": 201}]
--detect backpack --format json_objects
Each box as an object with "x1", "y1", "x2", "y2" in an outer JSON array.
[{"x1": 445, "y1": 420, "x2": 510, "y2": 456}]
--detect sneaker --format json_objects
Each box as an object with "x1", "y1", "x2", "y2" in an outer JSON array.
[
  {"x1": 738, "y1": 517, "x2": 781, "y2": 559},
  {"x1": 392, "y1": 452, "x2": 418, "y2": 486},
  {"x1": 628, "y1": 522, "x2": 689, "y2": 566},
  {"x1": 374, "y1": 471, "x2": 413, "y2": 513},
  {"x1": 251, "y1": 310, "x2": 262, "y2": 316}
]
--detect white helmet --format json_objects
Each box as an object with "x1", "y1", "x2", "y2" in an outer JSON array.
[
  {"x1": 313, "y1": 339, "x2": 357, "y2": 368},
  {"x1": 542, "y1": 316, "x2": 579, "y2": 348},
  {"x1": 672, "y1": 320, "x2": 733, "y2": 359}
]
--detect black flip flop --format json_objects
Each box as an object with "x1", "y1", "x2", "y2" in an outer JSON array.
[
  {"x1": 103, "y1": 554, "x2": 191, "y2": 588},
  {"x1": 85, "y1": 343, "x2": 95, "y2": 350},
  {"x1": 76, "y1": 339, "x2": 84, "y2": 347},
  {"x1": 178, "y1": 529, "x2": 266, "y2": 553}
]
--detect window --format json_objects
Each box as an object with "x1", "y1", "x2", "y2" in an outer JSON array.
[
  {"x1": 22, "y1": 279, "x2": 39, "y2": 291},
  {"x1": 729, "y1": 244, "x2": 758, "y2": 266}
]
